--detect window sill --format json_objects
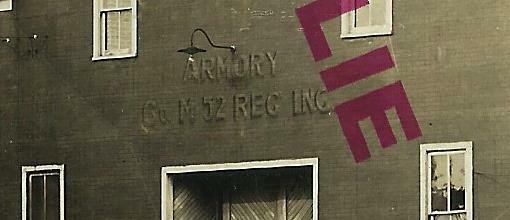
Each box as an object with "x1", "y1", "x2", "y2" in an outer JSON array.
[
  {"x1": 340, "y1": 30, "x2": 392, "y2": 39},
  {"x1": 92, "y1": 53, "x2": 137, "y2": 61}
]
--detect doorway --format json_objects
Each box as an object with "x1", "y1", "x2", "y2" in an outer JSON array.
[{"x1": 161, "y1": 158, "x2": 318, "y2": 220}]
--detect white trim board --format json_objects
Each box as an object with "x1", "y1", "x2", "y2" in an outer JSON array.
[
  {"x1": 161, "y1": 158, "x2": 319, "y2": 220},
  {"x1": 21, "y1": 164, "x2": 65, "y2": 220}
]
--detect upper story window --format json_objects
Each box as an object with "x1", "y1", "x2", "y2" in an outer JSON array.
[
  {"x1": 341, "y1": 0, "x2": 392, "y2": 38},
  {"x1": 22, "y1": 165, "x2": 65, "y2": 220},
  {"x1": 93, "y1": 0, "x2": 137, "y2": 61},
  {"x1": 0, "y1": 0, "x2": 12, "y2": 11},
  {"x1": 420, "y1": 142, "x2": 473, "y2": 220}
]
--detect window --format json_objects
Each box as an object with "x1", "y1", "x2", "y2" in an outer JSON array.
[
  {"x1": 93, "y1": 0, "x2": 137, "y2": 60},
  {"x1": 0, "y1": 0, "x2": 12, "y2": 11},
  {"x1": 22, "y1": 165, "x2": 65, "y2": 220},
  {"x1": 341, "y1": 0, "x2": 392, "y2": 38},
  {"x1": 161, "y1": 158, "x2": 318, "y2": 220},
  {"x1": 420, "y1": 142, "x2": 473, "y2": 220}
]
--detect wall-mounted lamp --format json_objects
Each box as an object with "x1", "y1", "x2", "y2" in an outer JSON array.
[{"x1": 177, "y1": 28, "x2": 236, "y2": 62}]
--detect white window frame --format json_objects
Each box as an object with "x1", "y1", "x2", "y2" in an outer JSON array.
[
  {"x1": 420, "y1": 141, "x2": 473, "y2": 220},
  {"x1": 161, "y1": 158, "x2": 319, "y2": 220},
  {"x1": 341, "y1": 0, "x2": 392, "y2": 38},
  {"x1": 0, "y1": 0, "x2": 12, "y2": 11},
  {"x1": 21, "y1": 164, "x2": 65, "y2": 220},
  {"x1": 92, "y1": 0, "x2": 137, "y2": 61}
]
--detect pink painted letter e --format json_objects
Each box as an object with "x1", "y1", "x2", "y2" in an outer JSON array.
[{"x1": 334, "y1": 81, "x2": 422, "y2": 163}]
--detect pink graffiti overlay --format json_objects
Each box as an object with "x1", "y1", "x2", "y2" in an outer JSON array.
[
  {"x1": 334, "y1": 81, "x2": 422, "y2": 163},
  {"x1": 320, "y1": 46, "x2": 395, "y2": 92},
  {"x1": 296, "y1": 0, "x2": 369, "y2": 61},
  {"x1": 295, "y1": 0, "x2": 422, "y2": 163}
]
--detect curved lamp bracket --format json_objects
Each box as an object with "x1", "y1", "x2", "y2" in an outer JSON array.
[{"x1": 177, "y1": 28, "x2": 236, "y2": 59}]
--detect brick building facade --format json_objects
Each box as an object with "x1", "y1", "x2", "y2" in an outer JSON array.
[{"x1": 0, "y1": 0, "x2": 509, "y2": 219}]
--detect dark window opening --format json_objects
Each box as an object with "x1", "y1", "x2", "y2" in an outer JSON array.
[{"x1": 26, "y1": 170, "x2": 61, "y2": 220}]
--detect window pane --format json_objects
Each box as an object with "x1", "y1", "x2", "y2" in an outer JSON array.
[
  {"x1": 370, "y1": 0, "x2": 387, "y2": 25},
  {"x1": 119, "y1": 10, "x2": 132, "y2": 51},
  {"x1": 30, "y1": 176, "x2": 45, "y2": 220},
  {"x1": 119, "y1": 0, "x2": 132, "y2": 8},
  {"x1": 434, "y1": 215, "x2": 450, "y2": 220},
  {"x1": 431, "y1": 214, "x2": 467, "y2": 220},
  {"x1": 431, "y1": 155, "x2": 448, "y2": 212},
  {"x1": 46, "y1": 175, "x2": 60, "y2": 220},
  {"x1": 105, "y1": 12, "x2": 121, "y2": 52},
  {"x1": 0, "y1": 0, "x2": 10, "y2": 10},
  {"x1": 355, "y1": 0, "x2": 370, "y2": 27},
  {"x1": 452, "y1": 213, "x2": 467, "y2": 220},
  {"x1": 450, "y1": 153, "x2": 466, "y2": 211},
  {"x1": 103, "y1": 0, "x2": 118, "y2": 9}
]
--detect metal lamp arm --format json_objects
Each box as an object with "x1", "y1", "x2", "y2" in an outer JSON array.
[{"x1": 191, "y1": 28, "x2": 236, "y2": 53}]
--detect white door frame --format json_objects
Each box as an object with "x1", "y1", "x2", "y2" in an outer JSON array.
[{"x1": 161, "y1": 158, "x2": 319, "y2": 220}]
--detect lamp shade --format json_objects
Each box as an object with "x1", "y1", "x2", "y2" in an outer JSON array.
[{"x1": 177, "y1": 46, "x2": 207, "y2": 56}]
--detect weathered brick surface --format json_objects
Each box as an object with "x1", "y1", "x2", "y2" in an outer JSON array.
[{"x1": 1, "y1": 0, "x2": 510, "y2": 219}]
